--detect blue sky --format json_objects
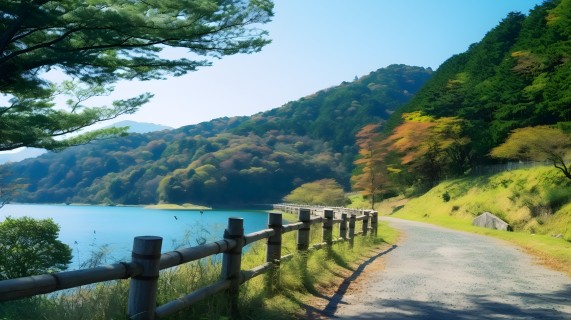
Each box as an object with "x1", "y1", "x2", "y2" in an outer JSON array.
[{"x1": 102, "y1": 0, "x2": 544, "y2": 129}]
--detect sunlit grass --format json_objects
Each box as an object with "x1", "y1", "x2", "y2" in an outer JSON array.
[
  {"x1": 347, "y1": 193, "x2": 371, "y2": 209},
  {"x1": 388, "y1": 166, "x2": 571, "y2": 275},
  {"x1": 0, "y1": 213, "x2": 394, "y2": 319}
]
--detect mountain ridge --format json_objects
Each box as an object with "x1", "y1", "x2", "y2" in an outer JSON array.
[{"x1": 1, "y1": 64, "x2": 432, "y2": 205}]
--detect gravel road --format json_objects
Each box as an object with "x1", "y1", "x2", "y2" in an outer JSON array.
[{"x1": 332, "y1": 217, "x2": 571, "y2": 319}]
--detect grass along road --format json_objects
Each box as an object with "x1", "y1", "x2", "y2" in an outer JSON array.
[{"x1": 333, "y1": 217, "x2": 571, "y2": 319}]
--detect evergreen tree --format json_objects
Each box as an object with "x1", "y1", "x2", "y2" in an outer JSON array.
[{"x1": 0, "y1": 0, "x2": 273, "y2": 151}]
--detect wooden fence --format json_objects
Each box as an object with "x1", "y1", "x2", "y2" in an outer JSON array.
[{"x1": 0, "y1": 205, "x2": 378, "y2": 319}]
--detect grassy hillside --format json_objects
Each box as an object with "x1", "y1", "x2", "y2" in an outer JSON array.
[{"x1": 381, "y1": 166, "x2": 571, "y2": 274}]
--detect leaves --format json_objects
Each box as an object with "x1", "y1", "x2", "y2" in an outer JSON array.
[
  {"x1": 0, "y1": 216, "x2": 72, "y2": 279},
  {"x1": 396, "y1": 0, "x2": 571, "y2": 161},
  {"x1": 283, "y1": 179, "x2": 348, "y2": 206},
  {"x1": 0, "y1": 0, "x2": 274, "y2": 151},
  {"x1": 351, "y1": 124, "x2": 391, "y2": 208},
  {"x1": 490, "y1": 125, "x2": 571, "y2": 180},
  {"x1": 382, "y1": 112, "x2": 472, "y2": 187}
]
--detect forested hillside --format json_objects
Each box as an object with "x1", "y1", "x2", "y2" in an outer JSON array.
[
  {"x1": 400, "y1": 0, "x2": 570, "y2": 154},
  {"x1": 2, "y1": 65, "x2": 431, "y2": 206},
  {"x1": 355, "y1": 0, "x2": 571, "y2": 199}
]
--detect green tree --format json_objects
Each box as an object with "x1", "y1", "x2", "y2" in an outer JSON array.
[
  {"x1": 490, "y1": 125, "x2": 571, "y2": 180},
  {"x1": 0, "y1": 216, "x2": 72, "y2": 279},
  {"x1": 284, "y1": 179, "x2": 348, "y2": 206},
  {"x1": 0, "y1": 0, "x2": 273, "y2": 151}
]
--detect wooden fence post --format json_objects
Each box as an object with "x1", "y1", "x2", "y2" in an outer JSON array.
[
  {"x1": 266, "y1": 212, "x2": 282, "y2": 295},
  {"x1": 323, "y1": 209, "x2": 334, "y2": 256},
  {"x1": 128, "y1": 236, "x2": 163, "y2": 320},
  {"x1": 362, "y1": 211, "x2": 370, "y2": 236},
  {"x1": 348, "y1": 214, "x2": 356, "y2": 248},
  {"x1": 340, "y1": 213, "x2": 348, "y2": 240},
  {"x1": 371, "y1": 211, "x2": 378, "y2": 237},
  {"x1": 221, "y1": 217, "x2": 244, "y2": 317},
  {"x1": 297, "y1": 208, "x2": 311, "y2": 252}
]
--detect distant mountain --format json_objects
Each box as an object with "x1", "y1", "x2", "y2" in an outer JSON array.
[
  {"x1": 0, "y1": 121, "x2": 172, "y2": 165},
  {"x1": 105, "y1": 120, "x2": 173, "y2": 134},
  {"x1": 0, "y1": 148, "x2": 46, "y2": 165},
  {"x1": 1, "y1": 65, "x2": 432, "y2": 206}
]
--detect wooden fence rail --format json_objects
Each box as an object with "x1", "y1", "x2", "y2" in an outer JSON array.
[{"x1": 0, "y1": 205, "x2": 378, "y2": 320}]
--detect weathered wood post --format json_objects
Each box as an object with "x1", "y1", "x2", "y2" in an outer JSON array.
[
  {"x1": 362, "y1": 211, "x2": 370, "y2": 236},
  {"x1": 340, "y1": 213, "x2": 348, "y2": 240},
  {"x1": 348, "y1": 214, "x2": 356, "y2": 248},
  {"x1": 297, "y1": 208, "x2": 311, "y2": 284},
  {"x1": 128, "y1": 236, "x2": 163, "y2": 320},
  {"x1": 323, "y1": 209, "x2": 334, "y2": 257},
  {"x1": 297, "y1": 208, "x2": 311, "y2": 252},
  {"x1": 265, "y1": 212, "x2": 282, "y2": 295},
  {"x1": 221, "y1": 217, "x2": 244, "y2": 317},
  {"x1": 371, "y1": 211, "x2": 379, "y2": 237}
]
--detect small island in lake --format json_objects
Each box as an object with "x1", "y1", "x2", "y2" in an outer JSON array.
[{"x1": 144, "y1": 203, "x2": 212, "y2": 211}]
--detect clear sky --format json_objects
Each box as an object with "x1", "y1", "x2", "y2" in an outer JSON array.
[{"x1": 96, "y1": 0, "x2": 545, "y2": 129}]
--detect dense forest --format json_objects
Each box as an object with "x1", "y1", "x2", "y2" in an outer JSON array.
[
  {"x1": 1, "y1": 65, "x2": 431, "y2": 206},
  {"x1": 352, "y1": 0, "x2": 571, "y2": 199},
  {"x1": 402, "y1": 0, "x2": 570, "y2": 148}
]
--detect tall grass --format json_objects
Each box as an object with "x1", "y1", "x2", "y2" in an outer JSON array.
[
  {"x1": 387, "y1": 166, "x2": 571, "y2": 275},
  {"x1": 0, "y1": 215, "x2": 393, "y2": 320}
]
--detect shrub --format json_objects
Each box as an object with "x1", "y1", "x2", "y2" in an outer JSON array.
[
  {"x1": 546, "y1": 187, "x2": 571, "y2": 212},
  {"x1": 442, "y1": 191, "x2": 451, "y2": 202},
  {"x1": 0, "y1": 216, "x2": 72, "y2": 279}
]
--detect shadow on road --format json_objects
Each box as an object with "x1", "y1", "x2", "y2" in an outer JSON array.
[
  {"x1": 332, "y1": 284, "x2": 571, "y2": 319},
  {"x1": 302, "y1": 244, "x2": 398, "y2": 318},
  {"x1": 302, "y1": 241, "x2": 571, "y2": 320}
]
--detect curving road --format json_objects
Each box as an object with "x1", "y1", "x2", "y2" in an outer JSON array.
[{"x1": 332, "y1": 217, "x2": 571, "y2": 320}]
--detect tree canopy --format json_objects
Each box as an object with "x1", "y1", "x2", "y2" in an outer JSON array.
[
  {"x1": 0, "y1": 0, "x2": 273, "y2": 151},
  {"x1": 283, "y1": 179, "x2": 348, "y2": 207},
  {"x1": 0, "y1": 216, "x2": 72, "y2": 279},
  {"x1": 351, "y1": 124, "x2": 390, "y2": 208},
  {"x1": 391, "y1": 0, "x2": 570, "y2": 161},
  {"x1": 491, "y1": 125, "x2": 571, "y2": 180}
]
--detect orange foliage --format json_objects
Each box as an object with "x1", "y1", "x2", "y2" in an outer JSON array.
[{"x1": 387, "y1": 121, "x2": 435, "y2": 164}]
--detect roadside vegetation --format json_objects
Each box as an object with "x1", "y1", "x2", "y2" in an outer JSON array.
[
  {"x1": 0, "y1": 213, "x2": 397, "y2": 319},
  {"x1": 346, "y1": 0, "x2": 571, "y2": 276},
  {"x1": 367, "y1": 166, "x2": 571, "y2": 275}
]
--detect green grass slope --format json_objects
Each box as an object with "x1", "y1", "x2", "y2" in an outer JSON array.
[{"x1": 387, "y1": 166, "x2": 571, "y2": 275}]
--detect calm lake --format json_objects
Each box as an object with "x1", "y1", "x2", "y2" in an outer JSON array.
[{"x1": 1, "y1": 204, "x2": 271, "y2": 270}]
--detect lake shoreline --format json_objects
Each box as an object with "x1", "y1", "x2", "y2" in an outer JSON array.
[{"x1": 4, "y1": 202, "x2": 272, "y2": 211}]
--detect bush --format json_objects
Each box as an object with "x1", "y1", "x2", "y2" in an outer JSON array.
[
  {"x1": 0, "y1": 216, "x2": 72, "y2": 279},
  {"x1": 284, "y1": 179, "x2": 348, "y2": 206},
  {"x1": 546, "y1": 187, "x2": 571, "y2": 211},
  {"x1": 442, "y1": 191, "x2": 451, "y2": 202}
]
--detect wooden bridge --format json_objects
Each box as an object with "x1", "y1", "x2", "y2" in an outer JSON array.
[{"x1": 0, "y1": 205, "x2": 378, "y2": 319}]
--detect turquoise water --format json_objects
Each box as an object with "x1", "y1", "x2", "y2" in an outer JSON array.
[{"x1": 1, "y1": 204, "x2": 270, "y2": 270}]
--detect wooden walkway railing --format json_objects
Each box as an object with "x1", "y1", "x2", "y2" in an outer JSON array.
[{"x1": 0, "y1": 205, "x2": 378, "y2": 319}]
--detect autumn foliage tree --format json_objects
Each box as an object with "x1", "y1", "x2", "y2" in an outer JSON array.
[
  {"x1": 385, "y1": 112, "x2": 471, "y2": 188},
  {"x1": 491, "y1": 125, "x2": 571, "y2": 180},
  {"x1": 352, "y1": 124, "x2": 390, "y2": 208}
]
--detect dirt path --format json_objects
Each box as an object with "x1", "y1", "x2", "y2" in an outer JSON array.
[{"x1": 320, "y1": 217, "x2": 571, "y2": 319}]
